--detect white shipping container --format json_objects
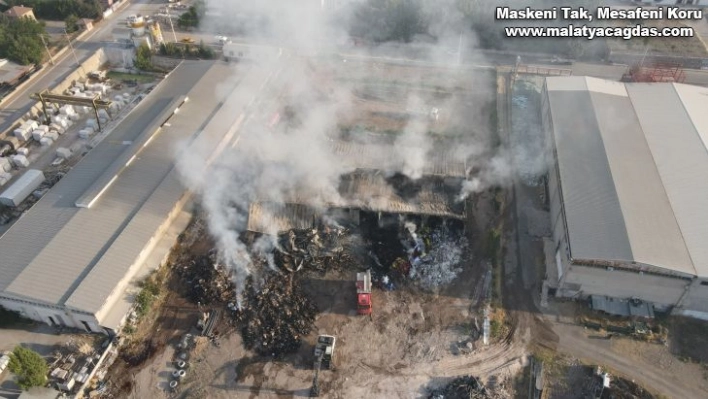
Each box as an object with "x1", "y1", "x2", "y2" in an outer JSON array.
[
  {"x1": 114, "y1": 95, "x2": 124, "y2": 102},
  {"x1": 68, "y1": 113, "x2": 80, "y2": 121},
  {"x1": 0, "y1": 176, "x2": 8, "y2": 187},
  {"x1": 45, "y1": 131, "x2": 59, "y2": 141},
  {"x1": 87, "y1": 119, "x2": 98, "y2": 129},
  {"x1": 98, "y1": 109, "x2": 109, "y2": 119},
  {"x1": 16, "y1": 148, "x2": 29, "y2": 156},
  {"x1": 49, "y1": 123, "x2": 65, "y2": 134},
  {"x1": 39, "y1": 137, "x2": 53, "y2": 147},
  {"x1": 37, "y1": 125, "x2": 50, "y2": 133},
  {"x1": 0, "y1": 169, "x2": 45, "y2": 207},
  {"x1": 78, "y1": 130, "x2": 92, "y2": 139},
  {"x1": 32, "y1": 129, "x2": 46, "y2": 141},
  {"x1": 10, "y1": 154, "x2": 29, "y2": 168}
]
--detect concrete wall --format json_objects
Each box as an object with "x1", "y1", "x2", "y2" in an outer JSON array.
[
  {"x1": 0, "y1": 296, "x2": 101, "y2": 332},
  {"x1": 151, "y1": 56, "x2": 182, "y2": 70},
  {"x1": 104, "y1": 46, "x2": 135, "y2": 69},
  {"x1": 559, "y1": 265, "x2": 688, "y2": 309}
]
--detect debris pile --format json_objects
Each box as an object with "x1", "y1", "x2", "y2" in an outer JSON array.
[
  {"x1": 176, "y1": 249, "x2": 235, "y2": 305},
  {"x1": 403, "y1": 223, "x2": 467, "y2": 290},
  {"x1": 428, "y1": 376, "x2": 487, "y2": 399},
  {"x1": 235, "y1": 274, "x2": 318, "y2": 357},
  {"x1": 261, "y1": 224, "x2": 368, "y2": 273}
]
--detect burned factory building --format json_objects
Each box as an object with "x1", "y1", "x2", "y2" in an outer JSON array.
[{"x1": 542, "y1": 76, "x2": 708, "y2": 320}]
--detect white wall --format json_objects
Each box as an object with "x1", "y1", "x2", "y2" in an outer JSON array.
[
  {"x1": 560, "y1": 265, "x2": 689, "y2": 307},
  {"x1": 0, "y1": 297, "x2": 101, "y2": 332}
]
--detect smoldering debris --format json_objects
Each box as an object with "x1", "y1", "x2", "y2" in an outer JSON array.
[
  {"x1": 176, "y1": 249, "x2": 236, "y2": 305},
  {"x1": 234, "y1": 274, "x2": 318, "y2": 357},
  {"x1": 402, "y1": 223, "x2": 467, "y2": 291},
  {"x1": 428, "y1": 376, "x2": 487, "y2": 399}
]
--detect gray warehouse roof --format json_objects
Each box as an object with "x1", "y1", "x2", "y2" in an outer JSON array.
[
  {"x1": 0, "y1": 61, "x2": 218, "y2": 320},
  {"x1": 545, "y1": 76, "x2": 708, "y2": 278}
]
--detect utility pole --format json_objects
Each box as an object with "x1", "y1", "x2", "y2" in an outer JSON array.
[
  {"x1": 39, "y1": 35, "x2": 54, "y2": 65},
  {"x1": 167, "y1": 12, "x2": 178, "y2": 43},
  {"x1": 64, "y1": 29, "x2": 85, "y2": 75}
]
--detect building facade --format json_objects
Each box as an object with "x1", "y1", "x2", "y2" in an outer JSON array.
[{"x1": 542, "y1": 76, "x2": 708, "y2": 319}]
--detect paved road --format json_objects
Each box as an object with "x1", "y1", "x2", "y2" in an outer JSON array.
[
  {"x1": 551, "y1": 321, "x2": 707, "y2": 399},
  {"x1": 0, "y1": 0, "x2": 165, "y2": 134}
]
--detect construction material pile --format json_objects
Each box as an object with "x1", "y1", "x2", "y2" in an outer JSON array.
[
  {"x1": 235, "y1": 274, "x2": 317, "y2": 357},
  {"x1": 403, "y1": 223, "x2": 467, "y2": 290},
  {"x1": 176, "y1": 249, "x2": 235, "y2": 305},
  {"x1": 428, "y1": 376, "x2": 487, "y2": 399}
]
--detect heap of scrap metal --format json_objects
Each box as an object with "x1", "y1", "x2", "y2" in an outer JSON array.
[
  {"x1": 428, "y1": 376, "x2": 487, "y2": 399},
  {"x1": 176, "y1": 249, "x2": 235, "y2": 305},
  {"x1": 402, "y1": 223, "x2": 467, "y2": 290},
  {"x1": 271, "y1": 225, "x2": 349, "y2": 273},
  {"x1": 235, "y1": 274, "x2": 318, "y2": 357}
]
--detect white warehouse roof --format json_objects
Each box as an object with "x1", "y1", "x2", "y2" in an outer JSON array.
[
  {"x1": 0, "y1": 61, "x2": 229, "y2": 329},
  {"x1": 545, "y1": 76, "x2": 708, "y2": 278}
]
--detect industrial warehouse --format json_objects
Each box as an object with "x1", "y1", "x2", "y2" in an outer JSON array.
[
  {"x1": 0, "y1": 61, "x2": 242, "y2": 334},
  {"x1": 542, "y1": 76, "x2": 708, "y2": 319}
]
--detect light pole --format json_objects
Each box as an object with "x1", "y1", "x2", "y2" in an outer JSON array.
[
  {"x1": 64, "y1": 29, "x2": 85, "y2": 75},
  {"x1": 167, "y1": 12, "x2": 178, "y2": 42},
  {"x1": 39, "y1": 34, "x2": 54, "y2": 65}
]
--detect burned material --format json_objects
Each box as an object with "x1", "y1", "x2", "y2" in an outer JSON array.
[
  {"x1": 176, "y1": 249, "x2": 236, "y2": 305},
  {"x1": 428, "y1": 376, "x2": 487, "y2": 399},
  {"x1": 235, "y1": 274, "x2": 318, "y2": 357}
]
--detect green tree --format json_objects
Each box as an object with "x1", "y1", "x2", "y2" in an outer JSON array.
[
  {"x1": 64, "y1": 14, "x2": 79, "y2": 33},
  {"x1": 0, "y1": 15, "x2": 48, "y2": 65},
  {"x1": 196, "y1": 40, "x2": 214, "y2": 59},
  {"x1": 8, "y1": 346, "x2": 48, "y2": 390},
  {"x1": 176, "y1": 0, "x2": 206, "y2": 29},
  {"x1": 350, "y1": 0, "x2": 429, "y2": 43},
  {"x1": 133, "y1": 43, "x2": 153, "y2": 71}
]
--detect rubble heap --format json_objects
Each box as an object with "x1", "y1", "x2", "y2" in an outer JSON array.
[
  {"x1": 428, "y1": 376, "x2": 487, "y2": 399},
  {"x1": 270, "y1": 225, "x2": 366, "y2": 273},
  {"x1": 176, "y1": 249, "x2": 235, "y2": 305},
  {"x1": 235, "y1": 274, "x2": 318, "y2": 357},
  {"x1": 404, "y1": 224, "x2": 467, "y2": 290}
]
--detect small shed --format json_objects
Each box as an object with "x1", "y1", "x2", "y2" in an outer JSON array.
[{"x1": 78, "y1": 18, "x2": 94, "y2": 31}]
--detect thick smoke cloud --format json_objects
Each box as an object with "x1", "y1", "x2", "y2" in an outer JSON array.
[{"x1": 175, "y1": 0, "x2": 548, "y2": 294}]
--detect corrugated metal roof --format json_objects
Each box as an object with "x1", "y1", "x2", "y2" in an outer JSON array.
[
  {"x1": 589, "y1": 90, "x2": 693, "y2": 274},
  {"x1": 546, "y1": 89, "x2": 633, "y2": 262},
  {"x1": 0, "y1": 61, "x2": 213, "y2": 309},
  {"x1": 546, "y1": 76, "x2": 708, "y2": 277},
  {"x1": 628, "y1": 83, "x2": 708, "y2": 277}
]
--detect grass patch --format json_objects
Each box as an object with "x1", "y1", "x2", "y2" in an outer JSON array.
[
  {"x1": 106, "y1": 71, "x2": 157, "y2": 84},
  {"x1": 134, "y1": 270, "x2": 166, "y2": 317}
]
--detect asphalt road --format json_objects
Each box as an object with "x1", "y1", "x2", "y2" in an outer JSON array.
[{"x1": 0, "y1": 0, "x2": 165, "y2": 134}]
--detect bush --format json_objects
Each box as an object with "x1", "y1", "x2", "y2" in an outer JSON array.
[
  {"x1": 8, "y1": 346, "x2": 48, "y2": 390},
  {"x1": 177, "y1": 0, "x2": 205, "y2": 29},
  {"x1": 64, "y1": 14, "x2": 78, "y2": 33},
  {"x1": 133, "y1": 43, "x2": 153, "y2": 71}
]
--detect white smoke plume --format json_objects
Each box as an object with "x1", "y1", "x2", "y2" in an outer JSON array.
[{"x1": 174, "y1": 0, "x2": 547, "y2": 295}]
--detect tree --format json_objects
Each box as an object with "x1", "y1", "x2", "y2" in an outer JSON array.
[
  {"x1": 8, "y1": 346, "x2": 48, "y2": 390},
  {"x1": 350, "y1": 0, "x2": 429, "y2": 43},
  {"x1": 197, "y1": 40, "x2": 214, "y2": 59},
  {"x1": 133, "y1": 43, "x2": 153, "y2": 71},
  {"x1": 176, "y1": 0, "x2": 206, "y2": 29},
  {"x1": 0, "y1": 15, "x2": 48, "y2": 65},
  {"x1": 65, "y1": 14, "x2": 79, "y2": 33}
]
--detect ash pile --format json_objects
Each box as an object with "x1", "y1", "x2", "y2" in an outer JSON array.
[
  {"x1": 233, "y1": 274, "x2": 317, "y2": 357},
  {"x1": 428, "y1": 376, "x2": 488, "y2": 399},
  {"x1": 400, "y1": 222, "x2": 468, "y2": 290},
  {"x1": 176, "y1": 248, "x2": 236, "y2": 305}
]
